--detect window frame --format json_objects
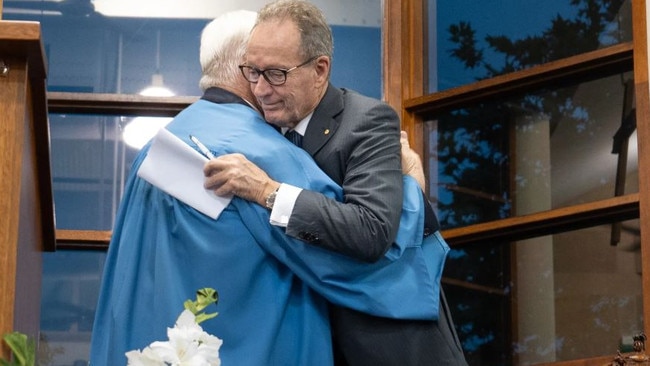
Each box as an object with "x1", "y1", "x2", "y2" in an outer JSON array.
[{"x1": 383, "y1": 0, "x2": 650, "y2": 364}]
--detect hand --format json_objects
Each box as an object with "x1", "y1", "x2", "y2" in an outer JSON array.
[
  {"x1": 203, "y1": 153, "x2": 280, "y2": 207},
  {"x1": 400, "y1": 131, "x2": 426, "y2": 191}
]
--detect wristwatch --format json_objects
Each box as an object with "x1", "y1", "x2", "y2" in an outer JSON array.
[{"x1": 265, "y1": 187, "x2": 279, "y2": 210}]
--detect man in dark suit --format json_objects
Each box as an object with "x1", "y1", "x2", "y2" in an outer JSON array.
[{"x1": 203, "y1": 0, "x2": 467, "y2": 364}]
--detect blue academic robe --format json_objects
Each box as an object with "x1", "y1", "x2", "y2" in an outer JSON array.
[{"x1": 90, "y1": 99, "x2": 448, "y2": 365}]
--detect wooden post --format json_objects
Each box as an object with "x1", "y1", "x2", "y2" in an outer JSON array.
[{"x1": 0, "y1": 20, "x2": 54, "y2": 359}]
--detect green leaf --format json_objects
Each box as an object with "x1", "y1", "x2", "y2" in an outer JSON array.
[
  {"x1": 194, "y1": 288, "x2": 218, "y2": 312},
  {"x1": 194, "y1": 312, "x2": 218, "y2": 324},
  {"x1": 2, "y1": 332, "x2": 35, "y2": 366},
  {"x1": 183, "y1": 288, "x2": 219, "y2": 325}
]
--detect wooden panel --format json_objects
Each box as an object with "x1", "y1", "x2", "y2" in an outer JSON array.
[
  {"x1": 382, "y1": 0, "x2": 426, "y2": 158},
  {"x1": 0, "y1": 58, "x2": 27, "y2": 360},
  {"x1": 14, "y1": 70, "x2": 43, "y2": 349},
  {"x1": 0, "y1": 20, "x2": 50, "y2": 359},
  {"x1": 0, "y1": 20, "x2": 53, "y2": 252},
  {"x1": 382, "y1": 0, "x2": 403, "y2": 114}
]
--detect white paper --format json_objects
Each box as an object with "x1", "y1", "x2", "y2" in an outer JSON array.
[{"x1": 137, "y1": 128, "x2": 232, "y2": 219}]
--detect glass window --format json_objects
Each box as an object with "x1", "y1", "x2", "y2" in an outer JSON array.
[
  {"x1": 40, "y1": 250, "x2": 106, "y2": 365},
  {"x1": 427, "y1": 68, "x2": 640, "y2": 363},
  {"x1": 424, "y1": 72, "x2": 638, "y2": 229},
  {"x1": 429, "y1": 0, "x2": 632, "y2": 92},
  {"x1": 445, "y1": 219, "x2": 642, "y2": 363},
  {"x1": 50, "y1": 113, "x2": 140, "y2": 230}
]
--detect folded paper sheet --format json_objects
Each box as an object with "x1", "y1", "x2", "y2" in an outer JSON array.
[{"x1": 137, "y1": 128, "x2": 232, "y2": 219}]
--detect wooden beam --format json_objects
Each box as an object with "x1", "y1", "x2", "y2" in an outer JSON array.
[
  {"x1": 443, "y1": 194, "x2": 639, "y2": 246},
  {"x1": 631, "y1": 0, "x2": 650, "y2": 338},
  {"x1": 405, "y1": 43, "x2": 633, "y2": 115},
  {"x1": 48, "y1": 92, "x2": 197, "y2": 117}
]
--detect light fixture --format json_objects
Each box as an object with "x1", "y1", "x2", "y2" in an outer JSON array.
[
  {"x1": 139, "y1": 29, "x2": 174, "y2": 96},
  {"x1": 122, "y1": 116, "x2": 172, "y2": 149},
  {"x1": 123, "y1": 30, "x2": 174, "y2": 149},
  {"x1": 139, "y1": 73, "x2": 174, "y2": 97}
]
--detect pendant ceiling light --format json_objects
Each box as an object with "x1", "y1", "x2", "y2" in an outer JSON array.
[{"x1": 123, "y1": 30, "x2": 174, "y2": 149}]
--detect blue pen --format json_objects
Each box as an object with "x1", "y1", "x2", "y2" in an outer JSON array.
[{"x1": 189, "y1": 135, "x2": 215, "y2": 159}]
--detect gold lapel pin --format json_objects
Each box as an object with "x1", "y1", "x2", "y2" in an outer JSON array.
[{"x1": 324, "y1": 129, "x2": 330, "y2": 135}]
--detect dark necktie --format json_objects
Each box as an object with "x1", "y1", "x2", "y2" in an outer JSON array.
[{"x1": 285, "y1": 129, "x2": 303, "y2": 148}]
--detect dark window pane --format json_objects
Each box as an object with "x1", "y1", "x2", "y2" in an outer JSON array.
[
  {"x1": 445, "y1": 220, "x2": 642, "y2": 364},
  {"x1": 50, "y1": 113, "x2": 142, "y2": 230},
  {"x1": 40, "y1": 250, "x2": 106, "y2": 365},
  {"x1": 430, "y1": 0, "x2": 632, "y2": 91},
  {"x1": 425, "y1": 72, "x2": 638, "y2": 229}
]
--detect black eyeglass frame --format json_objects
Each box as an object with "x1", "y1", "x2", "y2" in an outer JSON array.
[{"x1": 238, "y1": 56, "x2": 320, "y2": 86}]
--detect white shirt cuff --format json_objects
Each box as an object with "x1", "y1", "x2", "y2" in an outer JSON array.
[{"x1": 269, "y1": 183, "x2": 302, "y2": 227}]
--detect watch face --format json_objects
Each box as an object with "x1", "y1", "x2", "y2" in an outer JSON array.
[{"x1": 266, "y1": 190, "x2": 277, "y2": 209}]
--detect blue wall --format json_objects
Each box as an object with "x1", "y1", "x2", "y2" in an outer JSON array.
[{"x1": 9, "y1": 15, "x2": 381, "y2": 99}]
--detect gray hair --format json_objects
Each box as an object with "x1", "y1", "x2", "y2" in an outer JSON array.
[
  {"x1": 255, "y1": 0, "x2": 333, "y2": 61},
  {"x1": 199, "y1": 10, "x2": 257, "y2": 91}
]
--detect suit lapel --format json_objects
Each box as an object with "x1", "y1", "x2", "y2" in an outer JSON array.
[{"x1": 303, "y1": 84, "x2": 343, "y2": 156}]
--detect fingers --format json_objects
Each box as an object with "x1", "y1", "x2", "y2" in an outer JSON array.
[
  {"x1": 202, "y1": 153, "x2": 274, "y2": 206},
  {"x1": 400, "y1": 130, "x2": 409, "y2": 147},
  {"x1": 399, "y1": 131, "x2": 426, "y2": 191},
  {"x1": 203, "y1": 154, "x2": 246, "y2": 196},
  {"x1": 203, "y1": 161, "x2": 232, "y2": 197}
]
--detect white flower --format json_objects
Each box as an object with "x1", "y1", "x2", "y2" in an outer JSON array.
[
  {"x1": 127, "y1": 310, "x2": 222, "y2": 366},
  {"x1": 126, "y1": 347, "x2": 165, "y2": 366}
]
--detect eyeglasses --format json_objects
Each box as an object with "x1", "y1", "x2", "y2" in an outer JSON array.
[{"x1": 239, "y1": 56, "x2": 319, "y2": 86}]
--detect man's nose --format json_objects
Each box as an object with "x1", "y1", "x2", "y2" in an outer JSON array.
[{"x1": 252, "y1": 76, "x2": 273, "y2": 96}]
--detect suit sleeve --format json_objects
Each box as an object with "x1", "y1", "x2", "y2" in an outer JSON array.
[
  {"x1": 287, "y1": 101, "x2": 403, "y2": 262},
  {"x1": 234, "y1": 176, "x2": 446, "y2": 321}
]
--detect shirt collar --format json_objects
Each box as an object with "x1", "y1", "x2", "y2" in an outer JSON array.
[
  {"x1": 201, "y1": 87, "x2": 252, "y2": 108},
  {"x1": 282, "y1": 112, "x2": 313, "y2": 136}
]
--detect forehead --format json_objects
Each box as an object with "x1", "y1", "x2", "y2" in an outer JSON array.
[{"x1": 247, "y1": 20, "x2": 301, "y2": 66}]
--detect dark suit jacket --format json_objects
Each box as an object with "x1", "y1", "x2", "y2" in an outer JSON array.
[
  {"x1": 288, "y1": 85, "x2": 403, "y2": 262},
  {"x1": 287, "y1": 84, "x2": 467, "y2": 366}
]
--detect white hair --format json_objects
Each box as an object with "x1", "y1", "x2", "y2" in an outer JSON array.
[{"x1": 199, "y1": 10, "x2": 257, "y2": 91}]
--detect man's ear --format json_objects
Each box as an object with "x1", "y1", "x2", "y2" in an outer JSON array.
[{"x1": 314, "y1": 56, "x2": 330, "y2": 86}]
